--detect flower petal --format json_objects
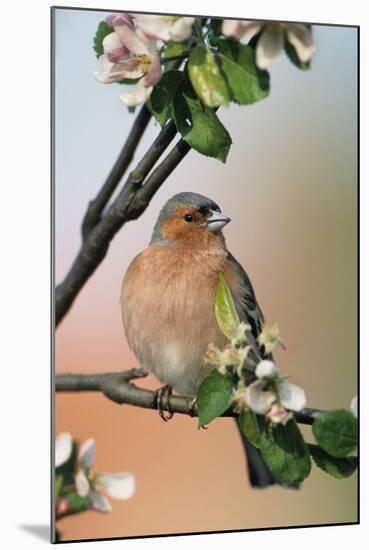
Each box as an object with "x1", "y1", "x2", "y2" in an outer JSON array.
[
  {"x1": 279, "y1": 382, "x2": 306, "y2": 411},
  {"x1": 120, "y1": 80, "x2": 153, "y2": 107},
  {"x1": 245, "y1": 380, "x2": 275, "y2": 414},
  {"x1": 222, "y1": 19, "x2": 261, "y2": 41},
  {"x1": 142, "y1": 55, "x2": 162, "y2": 87},
  {"x1": 170, "y1": 17, "x2": 195, "y2": 42},
  {"x1": 55, "y1": 432, "x2": 73, "y2": 468},
  {"x1": 75, "y1": 469, "x2": 90, "y2": 497},
  {"x1": 90, "y1": 490, "x2": 112, "y2": 513},
  {"x1": 133, "y1": 14, "x2": 172, "y2": 41},
  {"x1": 99, "y1": 472, "x2": 136, "y2": 500},
  {"x1": 102, "y1": 31, "x2": 122, "y2": 52},
  {"x1": 255, "y1": 360, "x2": 278, "y2": 379},
  {"x1": 115, "y1": 23, "x2": 151, "y2": 55},
  {"x1": 286, "y1": 24, "x2": 315, "y2": 63},
  {"x1": 256, "y1": 24, "x2": 284, "y2": 69},
  {"x1": 350, "y1": 395, "x2": 357, "y2": 418},
  {"x1": 106, "y1": 13, "x2": 134, "y2": 28},
  {"x1": 78, "y1": 438, "x2": 96, "y2": 469}
]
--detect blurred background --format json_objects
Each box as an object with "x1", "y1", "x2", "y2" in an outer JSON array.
[{"x1": 54, "y1": 8, "x2": 358, "y2": 541}]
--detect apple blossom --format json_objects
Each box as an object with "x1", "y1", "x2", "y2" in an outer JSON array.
[
  {"x1": 257, "y1": 322, "x2": 284, "y2": 354},
  {"x1": 245, "y1": 359, "x2": 306, "y2": 418},
  {"x1": 94, "y1": 15, "x2": 163, "y2": 106},
  {"x1": 205, "y1": 342, "x2": 250, "y2": 376},
  {"x1": 75, "y1": 438, "x2": 135, "y2": 512},
  {"x1": 222, "y1": 20, "x2": 315, "y2": 70}
]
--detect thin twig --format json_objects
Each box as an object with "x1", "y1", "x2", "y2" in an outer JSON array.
[
  {"x1": 81, "y1": 105, "x2": 152, "y2": 240},
  {"x1": 55, "y1": 122, "x2": 191, "y2": 326},
  {"x1": 55, "y1": 371, "x2": 324, "y2": 425}
]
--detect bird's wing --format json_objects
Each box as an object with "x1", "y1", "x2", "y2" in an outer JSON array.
[{"x1": 226, "y1": 252, "x2": 264, "y2": 340}]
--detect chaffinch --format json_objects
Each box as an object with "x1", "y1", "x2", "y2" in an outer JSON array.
[{"x1": 121, "y1": 192, "x2": 276, "y2": 487}]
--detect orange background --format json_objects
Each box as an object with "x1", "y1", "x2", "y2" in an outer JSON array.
[{"x1": 55, "y1": 10, "x2": 358, "y2": 541}]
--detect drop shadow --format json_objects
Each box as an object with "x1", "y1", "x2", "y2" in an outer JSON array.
[{"x1": 18, "y1": 524, "x2": 50, "y2": 542}]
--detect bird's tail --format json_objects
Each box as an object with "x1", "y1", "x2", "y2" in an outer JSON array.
[{"x1": 234, "y1": 418, "x2": 276, "y2": 488}]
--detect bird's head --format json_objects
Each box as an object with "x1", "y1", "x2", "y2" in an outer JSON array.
[{"x1": 150, "y1": 192, "x2": 231, "y2": 249}]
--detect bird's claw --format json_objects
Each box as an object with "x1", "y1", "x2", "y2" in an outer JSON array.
[{"x1": 154, "y1": 384, "x2": 174, "y2": 421}]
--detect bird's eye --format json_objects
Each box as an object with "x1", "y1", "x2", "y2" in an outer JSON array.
[{"x1": 184, "y1": 213, "x2": 194, "y2": 223}]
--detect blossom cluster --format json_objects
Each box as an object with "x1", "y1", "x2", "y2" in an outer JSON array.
[
  {"x1": 94, "y1": 14, "x2": 315, "y2": 107},
  {"x1": 55, "y1": 433, "x2": 135, "y2": 518},
  {"x1": 205, "y1": 322, "x2": 306, "y2": 425},
  {"x1": 94, "y1": 14, "x2": 195, "y2": 106}
]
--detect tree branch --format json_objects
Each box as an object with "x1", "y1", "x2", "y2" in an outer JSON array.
[
  {"x1": 81, "y1": 104, "x2": 152, "y2": 240},
  {"x1": 55, "y1": 371, "x2": 324, "y2": 425},
  {"x1": 55, "y1": 121, "x2": 191, "y2": 326}
]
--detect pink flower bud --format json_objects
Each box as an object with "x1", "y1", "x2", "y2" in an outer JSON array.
[{"x1": 56, "y1": 497, "x2": 70, "y2": 517}]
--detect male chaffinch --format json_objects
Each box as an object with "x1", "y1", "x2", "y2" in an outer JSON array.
[{"x1": 121, "y1": 192, "x2": 276, "y2": 487}]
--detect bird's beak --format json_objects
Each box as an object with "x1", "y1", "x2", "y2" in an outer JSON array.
[{"x1": 206, "y1": 209, "x2": 231, "y2": 232}]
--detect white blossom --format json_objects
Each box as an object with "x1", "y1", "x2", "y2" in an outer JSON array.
[
  {"x1": 75, "y1": 438, "x2": 135, "y2": 512},
  {"x1": 245, "y1": 360, "x2": 306, "y2": 417},
  {"x1": 222, "y1": 20, "x2": 315, "y2": 70}
]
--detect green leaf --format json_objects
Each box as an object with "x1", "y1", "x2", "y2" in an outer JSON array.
[
  {"x1": 197, "y1": 369, "x2": 233, "y2": 427},
  {"x1": 147, "y1": 70, "x2": 184, "y2": 126},
  {"x1": 207, "y1": 19, "x2": 223, "y2": 46},
  {"x1": 173, "y1": 80, "x2": 232, "y2": 162},
  {"x1": 239, "y1": 409, "x2": 261, "y2": 448},
  {"x1": 309, "y1": 444, "x2": 357, "y2": 479},
  {"x1": 216, "y1": 41, "x2": 270, "y2": 104},
  {"x1": 93, "y1": 21, "x2": 113, "y2": 58},
  {"x1": 163, "y1": 41, "x2": 188, "y2": 58},
  {"x1": 188, "y1": 45, "x2": 230, "y2": 107},
  {"x1": 285, "y1": 41, "x2": 310, "y2": 70},
  {"x1": 55, "y1": 475, "x2": 63, "y2": 497},
  {"x1": 312, "y1": 409, "x2": 357, "y2": 458},
  {"x1": 214, "y1": 274, "x2": 240, "y2": 338},
  {"x1": 62, "y1": 491, "x2": 92, "y2": 516},
  {"x1": 259, "y1": 417, "x2": 311, "y2": 487}
]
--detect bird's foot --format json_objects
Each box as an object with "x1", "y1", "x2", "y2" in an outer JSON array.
[{"x1": 154, "y1": 384, "x2": 174, "y2": 421}]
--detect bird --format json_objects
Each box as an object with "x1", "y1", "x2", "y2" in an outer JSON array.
[{"x1": 120, "y1": 191, "x2": 276, "y2": 487}]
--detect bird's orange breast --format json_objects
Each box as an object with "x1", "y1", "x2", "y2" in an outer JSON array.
[{"x1": 120, "y1": 245, "x2": 243, "y2": 395}]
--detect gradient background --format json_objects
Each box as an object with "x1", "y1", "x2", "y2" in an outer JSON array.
[{"x1": 54, "y1": 8, "x2": 358, "y2": 542}]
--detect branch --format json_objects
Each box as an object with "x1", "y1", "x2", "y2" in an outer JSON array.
[
  {"x1": 55, "y1": 122, "x2": 190, "y2": 326},
  {"x1": 55, "y1": 371, "x2": 324, "y2": 425},
  {"x1": 81, "y1": 104, "x2": 152, "y2": 240}
]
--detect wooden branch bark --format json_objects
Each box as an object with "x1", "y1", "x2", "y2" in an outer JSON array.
[
  {"x1": 55, "y1": 371, "x2": 324, "y2": 425},
  {"x1": 81, "y1": 104, "x2": 152, "y2": 240},
  {"x1": 55, "y1": 121, "x2": 190, "y2": 326}
]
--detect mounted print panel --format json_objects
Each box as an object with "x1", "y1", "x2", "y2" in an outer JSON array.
[{"x1": 52, "y1": 7, "x2": 358, "y2": 543}]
